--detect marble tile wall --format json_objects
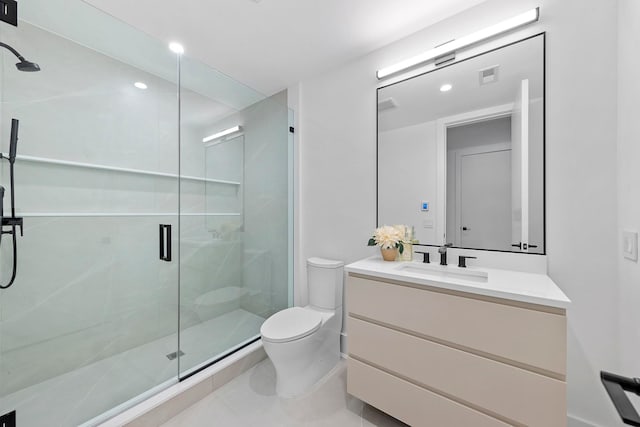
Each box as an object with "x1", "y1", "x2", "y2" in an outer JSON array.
[{"x1": 0, "y1": 14, "x2": 291, "y2": 424}]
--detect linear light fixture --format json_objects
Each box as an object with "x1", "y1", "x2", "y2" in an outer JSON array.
[
  {"x1": 376, "y1": 8, "x2": 539, "y2": 79},
  {"x1": 202, "y1": 125, "x2": 242, "y2": 143}
]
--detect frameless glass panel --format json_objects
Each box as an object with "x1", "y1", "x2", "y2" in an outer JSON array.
[
  {"x1": 0, "y1": 2, "x2": 180, "y2": 425},
  {"x1": 178, "y1": 55, "x2": 292, "y2": 376},
  {"x1": 0, "y1": 0, "x2": 293, "y2": 424}
]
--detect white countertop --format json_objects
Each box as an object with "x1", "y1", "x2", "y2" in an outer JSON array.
[{"x1": 345, "y1": 256, "x2": 571, "y2": 309}]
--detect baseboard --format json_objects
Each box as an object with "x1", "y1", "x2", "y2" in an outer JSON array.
[
  {"x1": 98, "y1": 341, "x2": 266, "y2": 427},
  {"x1": 567, "y1": 414, "x2": 600, "y2": 427}
]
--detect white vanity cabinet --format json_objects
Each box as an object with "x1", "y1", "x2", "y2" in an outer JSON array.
[{"x1": 345, "y1": 262, "x2": 569, "y2": 427}]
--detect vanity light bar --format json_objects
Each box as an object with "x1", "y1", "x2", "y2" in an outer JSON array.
[
  {"x1": 376, "y1": 8, "x2": 539, "y2": 79},
  {"x1": 202, "y1": 125, "x2": 242, "y2": 143}
]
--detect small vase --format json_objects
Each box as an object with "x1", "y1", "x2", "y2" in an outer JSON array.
[{"x1": 380, "y1": 247, "x2": 398, "y2": 261}]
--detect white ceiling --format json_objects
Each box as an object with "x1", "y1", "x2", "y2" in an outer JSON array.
[{"x1": 83, "y1": 0, "x2": 486, "y2": 96}]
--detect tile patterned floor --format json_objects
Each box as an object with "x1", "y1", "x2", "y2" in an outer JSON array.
[{"x1": 161, "y1": 358, "x2": 408, "y2": 427}]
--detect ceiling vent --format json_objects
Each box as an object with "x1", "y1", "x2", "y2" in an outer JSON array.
[
  {"x1": 479, "y1": 65, "x2": 500, "y2": 86},
  {"x1": 378, "y1": 97, "x2": 398, "y2": 111}
]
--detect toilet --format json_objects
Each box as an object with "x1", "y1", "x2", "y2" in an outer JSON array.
[{"x1": 260, "y1": 257, "x2": 344, "y2": 398}]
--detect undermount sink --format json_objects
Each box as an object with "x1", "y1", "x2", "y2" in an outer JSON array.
[{"x1": 396, "y1": 262, "x2": 489, "y2": 283}]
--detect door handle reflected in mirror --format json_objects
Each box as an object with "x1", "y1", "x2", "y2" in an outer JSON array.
[{"x1": 512, "y1": 242, "x2": 539, "y2": 250}]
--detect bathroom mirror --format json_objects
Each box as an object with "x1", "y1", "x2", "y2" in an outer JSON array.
[{"x1": 377, "y1": 34, "x2": 545, "y2": 254}]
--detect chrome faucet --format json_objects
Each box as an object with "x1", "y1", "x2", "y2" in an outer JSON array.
[{"x1": 438, "y1": 243, "x2": 452, "y2": 266}]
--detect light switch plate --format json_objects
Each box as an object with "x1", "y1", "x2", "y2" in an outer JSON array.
[{"x1": 623, "y1": 230, "x2": 638, "y2": 261}]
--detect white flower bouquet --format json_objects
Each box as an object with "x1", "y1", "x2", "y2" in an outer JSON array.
[{"x1": 367, "y1": 225, "x2": 405, "y2": 254}]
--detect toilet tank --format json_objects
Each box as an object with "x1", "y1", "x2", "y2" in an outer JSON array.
[{"x1": 307, "y1": 257, "x2": 344, "y2": 309}]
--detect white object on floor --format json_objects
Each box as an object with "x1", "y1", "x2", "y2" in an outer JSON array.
[{"x1": 261, "y1": 257, "x2": 343, "y2": 398}]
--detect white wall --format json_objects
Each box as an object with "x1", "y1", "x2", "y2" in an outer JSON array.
[
  {"x1": 201, "y1": 91, "x2": 291, "y2": 319},
  {"x1": 617, "y1": 0, "x2": 640, "y2": 377},
  {"x1": 294, "y1": 0, "x2": 620, "y2": 425},
  {"x1": 378, "y1": 121, "x2": 437, "y2": 244}
]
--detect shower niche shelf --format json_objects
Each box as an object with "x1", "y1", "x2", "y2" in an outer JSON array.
[
  {"x1": 0, "y1": 153, "x2": 241, "y2": 185},
  {"x1": 18, "y1": 212, "x2": 242, "y2": 218}
]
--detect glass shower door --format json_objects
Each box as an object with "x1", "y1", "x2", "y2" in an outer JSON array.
[
  {"x1": 177, "y1": 57, "x2": 292, "y2": 376},
  {"x1": 0, "y1": 0, "x2": 294, "y2": 424},
  {"x1": 0, "y1": 5, "x2": 181, "y2": 426}
]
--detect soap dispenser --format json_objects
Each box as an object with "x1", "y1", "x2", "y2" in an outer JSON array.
[{"x1": 400, "y1": 226, "x2": 413, "y2": 262}]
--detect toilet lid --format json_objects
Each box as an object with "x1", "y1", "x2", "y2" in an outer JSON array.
[{"x1": 260, "y1": 307, "x2": 322, "y2": 343}]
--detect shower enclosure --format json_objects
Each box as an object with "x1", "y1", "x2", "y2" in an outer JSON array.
[{"x1": 0, "y1": 1, "x2": 293, "y2": 426}]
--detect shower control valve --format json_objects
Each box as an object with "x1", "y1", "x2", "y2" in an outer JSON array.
[{"x1": 2, "y1": 216, "x2": 23, "y2": 235}]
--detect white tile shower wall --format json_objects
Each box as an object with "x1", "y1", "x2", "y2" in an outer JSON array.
[
  {"x1": 178, "y1": 120, "x2": 244, "y2": 339},
  {"x1": 199, "y1": 91, "x2": 290, "y2": 319},
  {"x1": 0, "y1": 22, "x2": 179, "y2": 173},
  {"x1": 618, "y1": 0, "x2": 640, "y2": 380},
  {"x1": 294, "y1": 0, "x2": 619, "y2": 425},
  {"x1": 0, "y1": 20, "x2": 233, "y2": 396},
  {"x1": 0, "y1": 216, "x2": 179, "y2": 396}
]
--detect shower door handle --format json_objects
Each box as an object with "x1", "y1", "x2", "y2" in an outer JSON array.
[{"x1": 159, "y1": 224, "x2": 172, "y2": 262}]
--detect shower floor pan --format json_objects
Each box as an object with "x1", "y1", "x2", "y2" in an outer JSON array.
[{"x1": 0, "y1": 309, "x2": 264, "y2": 427}]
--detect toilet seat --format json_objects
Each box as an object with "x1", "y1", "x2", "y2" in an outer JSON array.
[{"x1": 261, "y1": 307, "x2": 322, "y2": 343}]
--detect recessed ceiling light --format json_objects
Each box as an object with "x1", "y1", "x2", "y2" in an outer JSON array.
[
  {"x1": 169, "y1": 42, "x2": 184, "y2": 54},
  {"x1": 134, "y1": 82, "x2": 148, "y2": 90},
  {"x1": 440, "y1": 84, "x2": 453, "y2": 92}
]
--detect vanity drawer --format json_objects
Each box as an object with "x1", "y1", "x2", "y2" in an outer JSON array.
[
  {"x1": 348, "y1": 317, "x2": 566, "y2": 427},
  {"x1": 348, "y1": 358, "x2": 510, "y2": 427},
  {"x1": 347, "y1": 275, "x2": 566, "y2": 376}
]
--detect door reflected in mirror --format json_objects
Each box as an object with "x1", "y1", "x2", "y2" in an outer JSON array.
[{"x1": 377, "y1": 34, "x2": 544, "y2": 254}]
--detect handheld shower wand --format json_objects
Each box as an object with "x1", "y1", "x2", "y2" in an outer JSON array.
[
  {"x1": 0, "y1": 118, "x2": 23, "y2": 289},
  {"x1": 8, "y1": 118, "x2": 20, "y2": 220},
  {"x1": 0, "y1": 186, "x2": 4, "y2": 246}
]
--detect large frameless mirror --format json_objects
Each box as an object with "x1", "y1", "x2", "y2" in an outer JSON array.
[{"x1": 377, "y1": 34, "x2": 545, "y2": 254}]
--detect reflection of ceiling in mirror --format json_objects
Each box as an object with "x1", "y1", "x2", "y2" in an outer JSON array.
[{"x1": 378, "y1": 36, "x2": 543, "y2": 132}]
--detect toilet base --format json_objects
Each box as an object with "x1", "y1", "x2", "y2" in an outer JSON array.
[{"x1": 262, "y1": 322, "x2": 340, "y2": 398}]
